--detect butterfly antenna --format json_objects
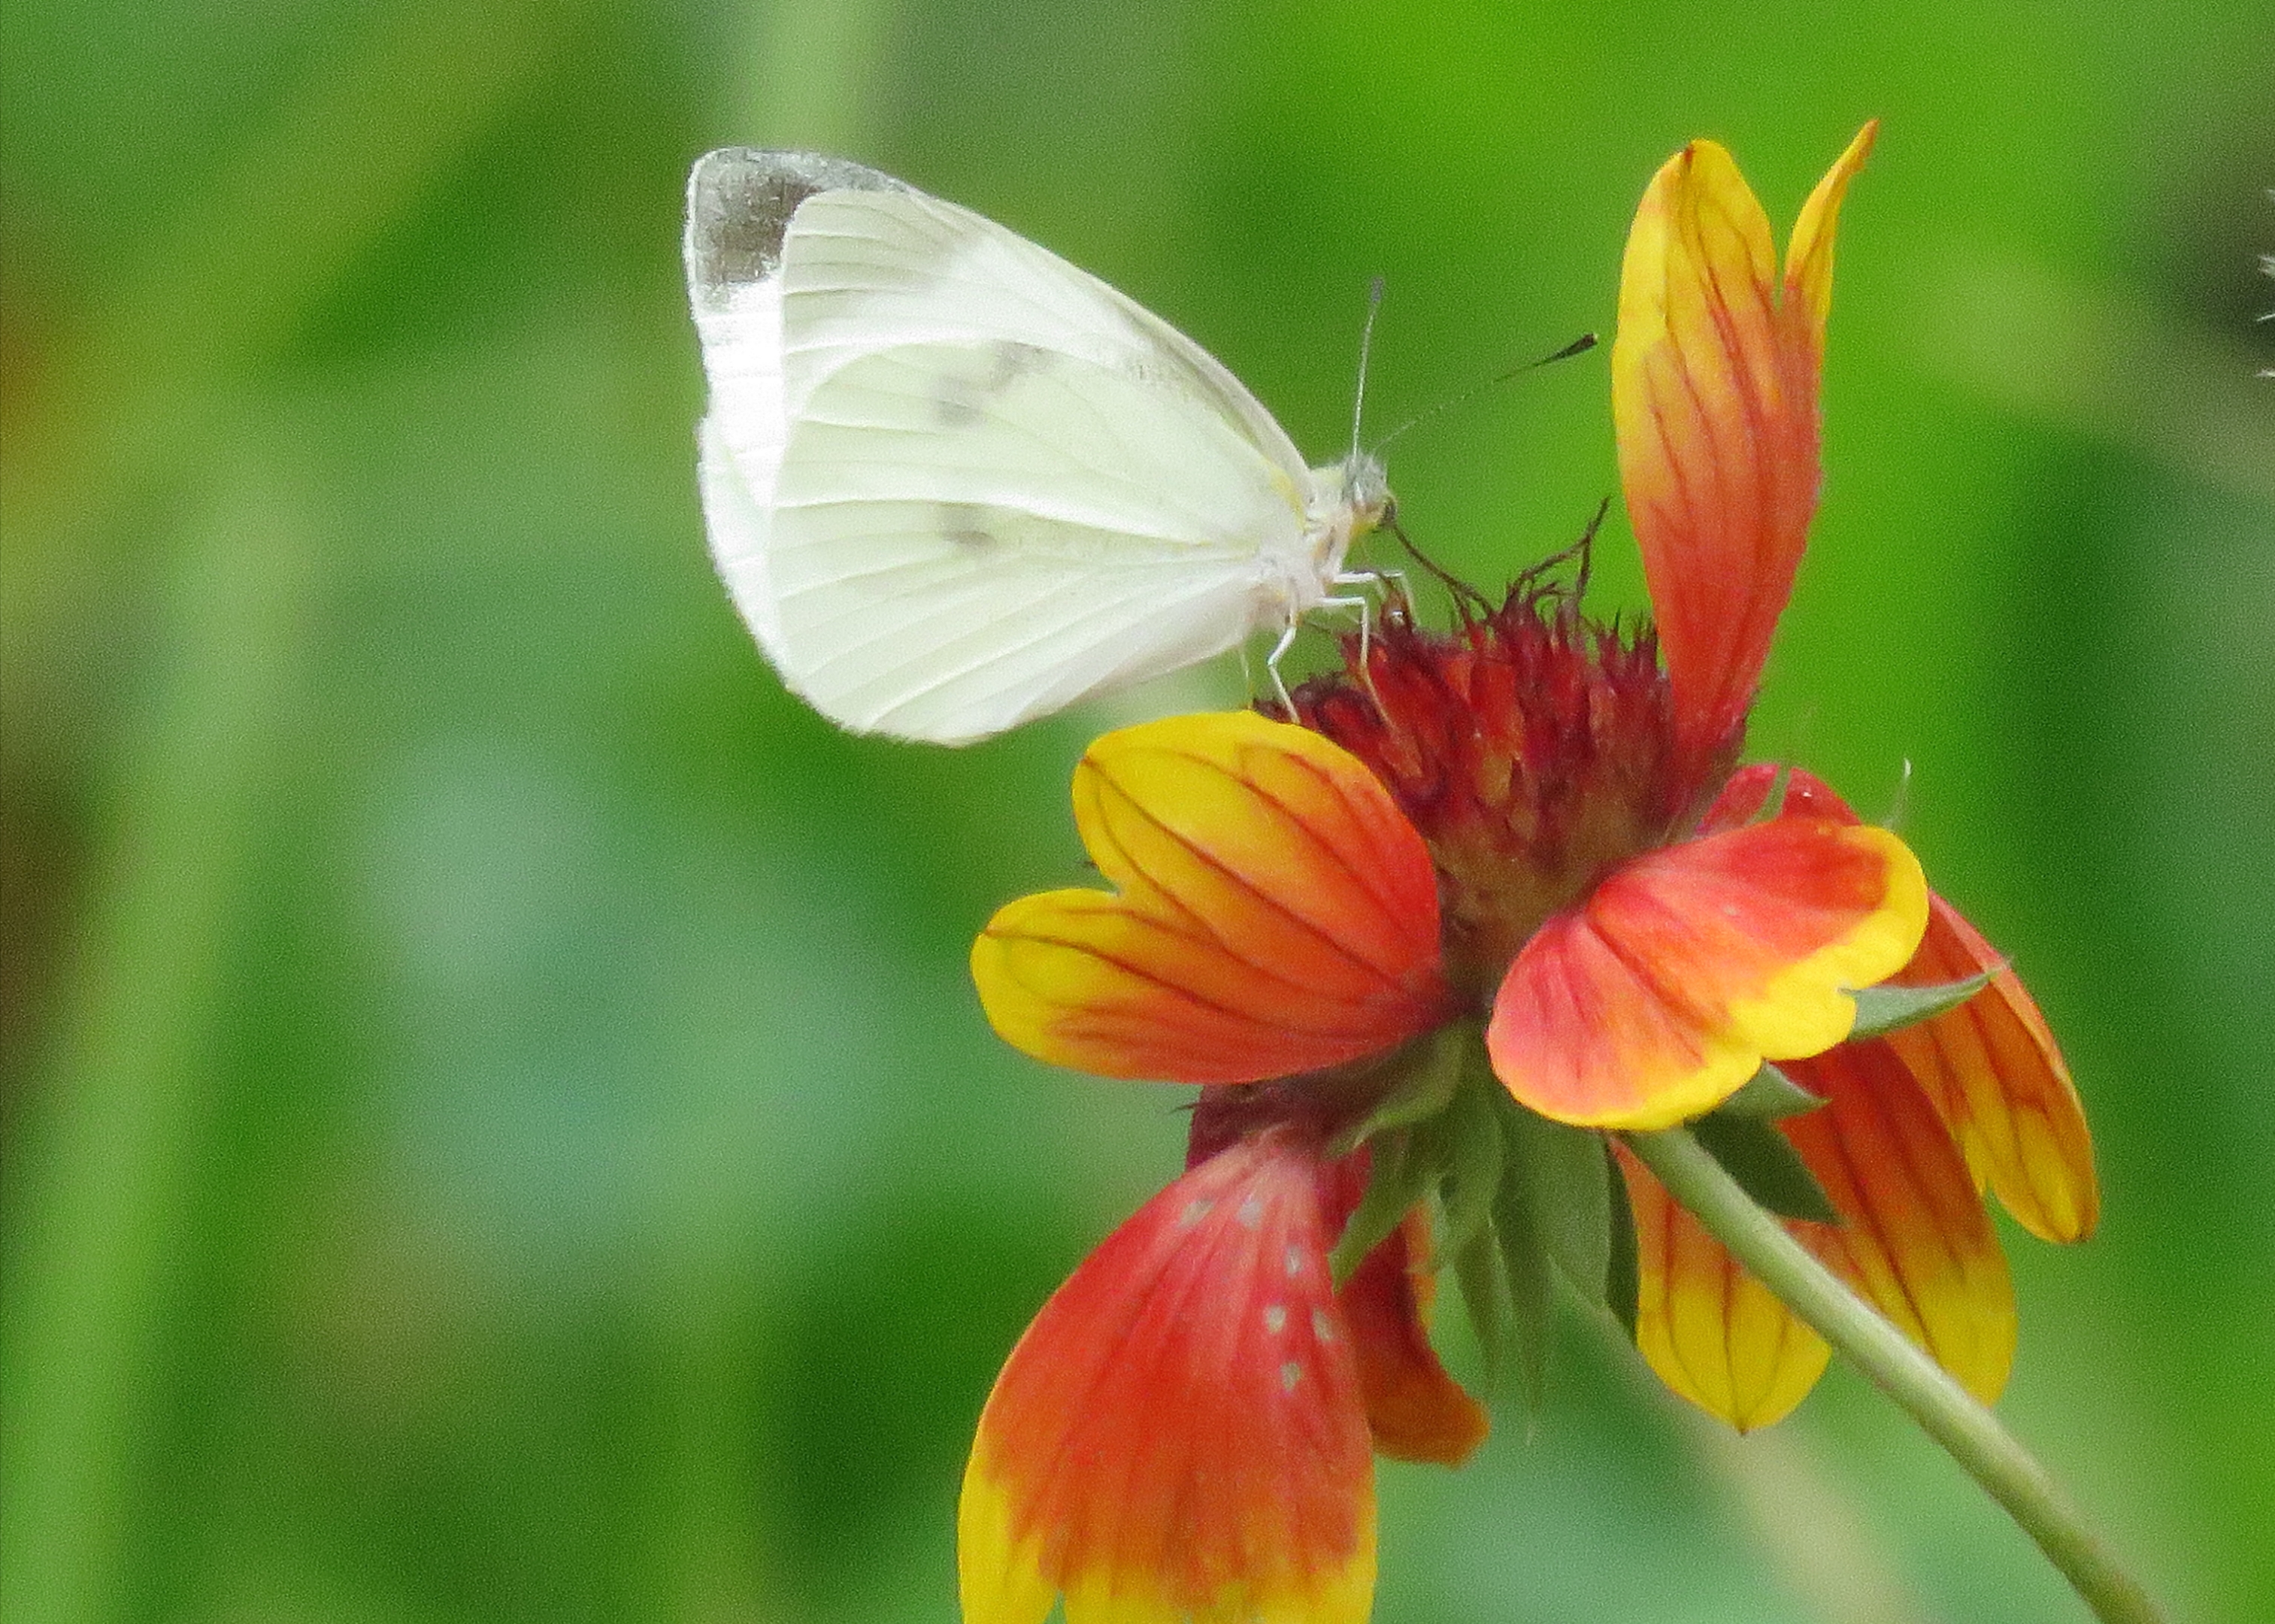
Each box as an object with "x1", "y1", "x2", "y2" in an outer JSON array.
[
  {"x1": 1374, "y1": 330, "x2": 1599, "y2": 453},
  {"x1": 1351, "y1": 275, "x2": 1386, "y2": 462}
]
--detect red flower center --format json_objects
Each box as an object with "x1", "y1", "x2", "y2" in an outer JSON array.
[{"x1": 1291, "y1": 579, "x2": 1726, "y2": 1007}]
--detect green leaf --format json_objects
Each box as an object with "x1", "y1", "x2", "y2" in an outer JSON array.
[
  {"x1": 1687, "y1": 1113, "x2": 1840, "y2": 1224},
  {"x1": 1846, "y1": 971, "x2": 1995, "y2": 1041},
  {"x1": 1603, "y1": 1143, "x2": 1640, "y2": 1338},
  {"x1": 1452, "y1": 1226, "x2": 1512, "y2": 1391},
  {"x1": 1486, "y1": 1135, "x2": 1556, "y2": 1417},
  {"x1": 1713, "y1": 1062, "x2": 1827, "y2": 1120},
  {"x1": 1430, "y1": 1065, "x2": 1504, "y2": 1253},
  {"x1": 1330, "y1": 1128, "x2": 1432, "y2": 1285},
  {"x1": 1325, "y1": 1022, "x2": 1470, "y2": 1156},
  {"x1": 1495, "y1": 1091, "x2": 1611, "y2": 1305}
]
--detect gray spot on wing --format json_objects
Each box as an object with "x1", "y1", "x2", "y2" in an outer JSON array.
[
  {"x1": 918, "y1": 501, "x2": 1156, "y2": 562},
  {"x1": 934, "y1": 339, "x2": 1053, "y2": 426},
  {"x1": 683, "y1": 149, "x2": 908, "y2": 308},
  {"x1": 988, "y1": 340, "x2": 1050, "y2": 388},
  {"x1": 935, "y1": 503, "x2": 998, "y2": 552}
]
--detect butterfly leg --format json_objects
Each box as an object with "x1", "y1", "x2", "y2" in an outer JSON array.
[
  {"x1": 1334, "y1": 566, "x2": 1407, "y2": 597},
  {"x1": 1313, "y1": 592, "x2": 1386, "y2": 711},
  {"x1": 1334, "y1": 565, "x2": 1416, "y2": 628},
  {"x1": 1261, "y1": 620, "x2": 1307, "y2": 720}
]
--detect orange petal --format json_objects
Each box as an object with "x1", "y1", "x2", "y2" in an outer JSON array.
[
  {"x1": 1616, "y1": 1141, "x2": 1831, "y2": 1431},
  {"x1": 973, "y1": 713, "x2": 1449, "y2": 1083},
  {"x1": 1487, "y1": 819, "x2": 1928, "y2": 1129},
  {"x1": 1337, "y1": 1189, "x2": 1489, "y2": 1465},
  {"x1": 1782, "y1": 1040, "x2": 2017, "y2": 1404},
  {"x1": 1707, "y1": 765, "x2": 2099, "y2": 1242},
  {"x1": 1886, "y1": 898, "x2": 2100, "y2": 1241},
  {"x1": 1613, "y1": 126, "x2": 1875, "y2": 783},
  {"x1": 960, "y1": 1131, "x2": 1376, "y2": 1624}
]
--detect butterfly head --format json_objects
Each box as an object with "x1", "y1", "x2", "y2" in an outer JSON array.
[
  {"x1": 1341, "y1": 451, "x2": 1392, "y2": 529},
  {"x1": 1322, "y1": 444, "x2": 1390, "y2": 531},
  {"x1": 1299, "y1": 451, "x2": 1392, "y2": 589}
]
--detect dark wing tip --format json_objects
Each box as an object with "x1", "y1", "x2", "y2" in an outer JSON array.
[{"x1": 683, "y1": 149, "x2": 908, "y2": 307}]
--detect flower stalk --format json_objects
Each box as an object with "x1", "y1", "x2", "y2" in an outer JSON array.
[{"x1": 1621, "y1": 1126, "x2": 2161, "y2": 1624}]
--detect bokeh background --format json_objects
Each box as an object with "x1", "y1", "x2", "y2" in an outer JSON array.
[{"x1": 4, "y1": 2, "x2": 2270, "y2": 1621}]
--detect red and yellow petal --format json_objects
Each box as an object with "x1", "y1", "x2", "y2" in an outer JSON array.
[
  {"x1": 1616, "y1": 1141, "x2": 1831, "y2": 1431},
  {"x1": 1337, "y1": 1199, "x2": 1489, "y2": 1466},
  {"x1": 1886, "y1": 898, "x2": 2099, "y2": 1242},
  {"x1": 1613, "y1": 126, "x2": 1875, "y2": 783},
  {"x1": 1185, "y1": 1094, "x2": 1488, "y2": 1467},
  {"x1": 973, "y1": 712, "x2": 1450, "y2": 1084},
  {"x1": 1486, "y1": 818, "x2": 1928, "y2": 1129},
  {"x1": 1707, "y1": 765, "x2": 2099, "y2": 1242},
  {"x1": 1781, "y1": 1041, "x2": 2017, "y2": 1402},
  {"x1": 960, "y1": 1131, "x2": 1376, "y2": 1624},
  {"x1": 1616, "y1": 1038, "x2": 2016, "y2": 1431}
]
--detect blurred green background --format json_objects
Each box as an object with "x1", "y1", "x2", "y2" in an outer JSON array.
[{"x1": 3, "y1": 2, "x2": 2269, "y2": 1621}]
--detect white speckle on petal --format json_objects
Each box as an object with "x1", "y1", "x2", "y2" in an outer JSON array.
[
  {"x1": 1237, "y1": 1195, "x2": 1265, "y2": 1229},
  {"x1": 1285, "y1": 1245, "x2": 1305, "y2": 1277},
  {"x1": 1281, "y1": 1361, "x2": 1304, "y2": 1392},
  {"x1": 1263, "y1": 1304, "x2": 1288, "y2": 1335},
  {"x1": 1312, "y1": 1307, "x2": 1337, "y2": 1343},
  {"x1": 1180, "y1": 1198, "x2": 1214, "y2": 1228}
]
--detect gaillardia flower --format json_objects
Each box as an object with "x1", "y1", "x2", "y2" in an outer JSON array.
[{"x1": 961, "y1": 124, "x2": 2098, "y2": 1621}]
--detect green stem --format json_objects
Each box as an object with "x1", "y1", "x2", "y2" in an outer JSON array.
[{"x1": 1622, "y1": 1126, "x2": 2163, "y2": 1624}]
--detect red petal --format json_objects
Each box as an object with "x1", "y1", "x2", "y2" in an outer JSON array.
[
  {"x1": 1701, "y1": 762, "x2": 1860, "y2": 832},
  {"x1": 1185, "y1": 1096, "x2": 1487, "y2": 1465},
  {"x1": 1489, "y1": 818, "x2": 1927, "y2": 1129},
  {"x1": 961, "y1": 1132, "x2": 1376, "y2": 1624},
  {"x1": 1336, "y1": 1183, "x2": 1489, "y2": 1465}
]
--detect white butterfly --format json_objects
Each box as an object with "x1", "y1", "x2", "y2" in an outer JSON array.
[{"x1": 683, "y1": 149, "x2": 1389, "y2": 746}]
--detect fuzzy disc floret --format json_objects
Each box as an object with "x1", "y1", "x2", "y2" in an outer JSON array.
[{"x1": 1290, "y1": 583, "x2": 1719, "y2": 1005}]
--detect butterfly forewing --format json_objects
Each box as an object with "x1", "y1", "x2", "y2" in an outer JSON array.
[
  {"x1": 686, "y1": 150, "x2": 1347, "y2": 743},
  {"x1": 777, "y1": 188, "x2": 1305, "y2": 476},
  {"x1": 686, "y1": 153, "x2": 908, "y2": 669}
]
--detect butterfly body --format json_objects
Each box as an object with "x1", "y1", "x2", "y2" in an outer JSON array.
[{"x1": 684, "y1": 149, "x2": 1386, "y2": 744}]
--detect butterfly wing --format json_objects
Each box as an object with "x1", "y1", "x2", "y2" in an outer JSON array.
[
  {"x1": 685, "y1": 150, "x2": 1325, "y2": 744},
  {"x1": 687, "y1": 152, "x2": 904, "y2": 670}
]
